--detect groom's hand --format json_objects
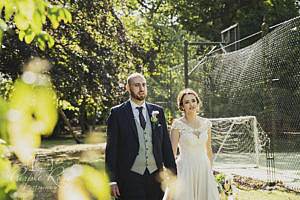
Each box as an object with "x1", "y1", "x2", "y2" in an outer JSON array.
[{"x1": 110, "y1": 183, "x2": 120, "y2": 198}]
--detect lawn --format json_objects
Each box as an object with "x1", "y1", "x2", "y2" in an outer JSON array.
[
  {"x1": 238, "y1": 189, "x2": 300, "y2": 200},
  {"x1": 39, "y1": 138, "x2": 300, "y2": 200}
]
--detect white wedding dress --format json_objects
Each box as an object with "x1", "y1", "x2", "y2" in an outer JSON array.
[{"x1": 166, "y1": 117, "x2": 220, "y2": 200}]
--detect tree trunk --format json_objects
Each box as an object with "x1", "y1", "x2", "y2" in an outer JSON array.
[{"x1": 59, "y1": 108, "x2": 82, "y2": 144}]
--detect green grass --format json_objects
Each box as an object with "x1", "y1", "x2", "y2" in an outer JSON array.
[
  {"x1": 238, "y1": 189, "x2": 300, "y2": 200},
  {"x1": 41, "y1": 138, "x2": 78, "y2": 148},
  {"x1": 39, "y1": 139, "x2": 300, "y2": 200}
]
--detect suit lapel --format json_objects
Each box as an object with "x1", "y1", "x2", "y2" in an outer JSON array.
[
  {"x1": 125, "y1": 101, "x2": 139, "y2": 141},
  {"x1": 146, "y1": 103, "x2": 155, "y2": 136}
]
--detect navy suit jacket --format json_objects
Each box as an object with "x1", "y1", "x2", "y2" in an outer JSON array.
[{"x1": 105, "y1": 100, "x2": 177, "y2": 183}]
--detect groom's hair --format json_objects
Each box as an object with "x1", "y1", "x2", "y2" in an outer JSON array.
[{"x1": 126, "y1": 72, "x2": 146, "y2": 85}]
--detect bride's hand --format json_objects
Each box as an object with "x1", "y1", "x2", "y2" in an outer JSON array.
[
  {"x1": 163, "y1": 187, "x2": 173, "y2": 200},
  {"x1": 163, "y1": 195, "x2": 173, "y2": 200}
]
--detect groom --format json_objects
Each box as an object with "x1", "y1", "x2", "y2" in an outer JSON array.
[{"x1": 105, "y1": 72, "x2": 176, "y2": 200}]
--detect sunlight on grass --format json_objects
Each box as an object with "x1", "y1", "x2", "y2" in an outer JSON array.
[
  {"x1": 238, "y1": 189, "x2": 300, "y2": 200},
  {"x1": 41, "y1": 138, "x2": 77, "y2": 148}
]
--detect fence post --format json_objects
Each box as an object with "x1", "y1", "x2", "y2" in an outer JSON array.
[
  {"x1": 252, "y1": 117, "x2": 260, "y2": 167},
  {"x1": 261, "y1": 16, "x2": 276, "y2": 185}
]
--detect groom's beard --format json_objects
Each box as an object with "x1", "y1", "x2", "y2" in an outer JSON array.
[{"x1": 130, "y1": 90, "x2": 146, "y2": 101}]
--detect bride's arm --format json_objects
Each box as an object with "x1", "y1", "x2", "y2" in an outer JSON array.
[
  {"x1": 170, "y1": 128, "x2": 180, "y2": 158},
  {"x1": 206, "y1": 128, "x2": 213, "y2": 167}
]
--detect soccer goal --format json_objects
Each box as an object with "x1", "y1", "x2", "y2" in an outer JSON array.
[{"x1": 210, "y1": 116, "x2": 269, "y2": 169}]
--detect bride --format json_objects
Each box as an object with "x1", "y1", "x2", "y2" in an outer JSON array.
[{"x1": 164, "y1": 88, "x2": 220, "y2": 200}]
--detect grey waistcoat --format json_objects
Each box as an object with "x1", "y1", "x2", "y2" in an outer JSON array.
[{"x1": 131, "y1": 113, "x2": 158, "y2": 175}]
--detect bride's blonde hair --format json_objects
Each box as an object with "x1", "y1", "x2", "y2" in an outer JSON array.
[{"x1": 177, "y1": 88, "x2": 202, "y2": 111}]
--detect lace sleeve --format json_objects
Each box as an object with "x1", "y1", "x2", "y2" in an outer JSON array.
[
  {"x1": 171, "y1": 119, "x2": 181, "y2": 130},
  {"x1": 206, "y1": 119, "x2": 212, "y2": 129}
]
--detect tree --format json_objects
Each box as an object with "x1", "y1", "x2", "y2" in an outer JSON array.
[
  {"x1": 2, "y1": 0, "x2": 298, "y2": 132},
  {"x1": 168, "y1": 0, "x2": 300, "y2": 41}
]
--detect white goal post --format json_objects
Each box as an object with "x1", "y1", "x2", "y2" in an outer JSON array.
[{"x1": 209, "y1": 116, "x2": 268, "y2": 168}]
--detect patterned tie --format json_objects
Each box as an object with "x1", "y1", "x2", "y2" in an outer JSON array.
[{"x1": 136, "y1": 107, "x2": 146, "y2": 129}]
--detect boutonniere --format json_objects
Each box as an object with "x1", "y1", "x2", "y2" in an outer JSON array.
[{"x1": 151, "y1": 110, "x2": 159, "y2": 125}]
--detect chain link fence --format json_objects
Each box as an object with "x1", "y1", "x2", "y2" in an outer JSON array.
[
  {"x1": 186, "y1": 16, "x2": 300, "y2": 191},
  {"x1": 147, "y1": 16, "x2": 300, "y2": 191}
]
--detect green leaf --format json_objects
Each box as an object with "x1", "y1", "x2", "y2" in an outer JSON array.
[
  {"x1": 0, "y1": 0, "x2": 4, "y2": 14},
  {"x1": 0, "y1": 29, "x2": 3, "y2": 47},
  {"x1": 47, "y1": 6, "x2": 61, "y2": 28},
  {"x1": 39, "y1": 31, "x2": 48, "y2": 40},
  {"x1": 14, "y1": 13, "x2": 30, "y2": 30},
  {"x1": 59, "y1": 165, "x2": 110, "y2": 200},
  {"x1": 0, "y1": 19, "x2": 8, "y2": 31},
  {"x1": 64, "y1": 8, "x2": 72, "y2": 23},
  {"x1": 57, "y1": 8, "x2": 66, "y2": 22},
  {"x1": 81, "y1": 167, "x2": 110, "y2": 199},
  {"x1": 8, "y1": 76, "x2": 57, "y2": 164},
  {"x1": 34, "y1": 86, "x2": 58, "y2": 135},
  {"x1": 18, "y1": 30, "x2": 25, "y2": 41},
  {"x1": 0, "y1": 97, "x2": 9, "y2": 142},
  {"x1": 48, "y1": 15, "x2": 59, "y2": 29},
  {"x1": 36, "y1": 32, "x2": 55, "y2": 50},
  {"x1": 24, "y1": 29, "x2": 35, "y2": 44},
  {"x1": 0, "y1": 157, "x2": 18, "y2": 193},
  {"x1": 56, "y1": 8, "x2": 72, "y2": 24},
  {"x1": 35, "y1": 0, "x2": 48, "y2": 13},
  {"x1": 264, "y1": 0, "x2": 274, "y2": 7},
  {"x1": 37, "y1": 37, "x2": 46, "y2": 50},
  {"x1": 59, "y1": 100, "x2": 77, "y2": 111},
  {"x1": 4, "y1": 0, "x2": 15, "y2": 21},
  {"x1": 17, "y1": 0, "x2": 35, "y2": 20},
  {"x1": 47, "y1": 35, "x2": 55, "y2": 48},
  {"x1": 41, "y1": 12, "x2": 46, "y2": 24},
  {"x1": 31, "y1": 12, "x2": 43, "y2": 34}
]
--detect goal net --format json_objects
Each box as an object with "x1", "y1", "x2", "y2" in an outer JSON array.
[{"x1": 210, "y1": 116, "x2": 268, "y2": 169}]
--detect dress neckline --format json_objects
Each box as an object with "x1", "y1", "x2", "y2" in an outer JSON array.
[
  {"x1": 177, "y1": 117, "x2": 205, "y2": 138},
  {"x1": 178, "y1": 116, "x2": 203, "y2": 130}
]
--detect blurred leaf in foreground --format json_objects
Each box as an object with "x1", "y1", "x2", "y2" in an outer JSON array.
[
  {"x1": 0, "y1": 144, "x2": 19, "y2": 199},
  {"x1": 0, "y1": 98, "x2": 9, "y2": 143},
  {"x1": 58, "y1": 164, "x2": 110, "y2": 200},
  {"x1": 7, "y1": 58, "x2": 58, "y2": 165}
]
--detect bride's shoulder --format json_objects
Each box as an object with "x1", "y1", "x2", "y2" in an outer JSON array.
[
  {"x1": 197, "y1": 116, "x2": 212, "y2": 128},
  {"x1": 171, "y1": 117, "x2": 184, "y2": 129}
]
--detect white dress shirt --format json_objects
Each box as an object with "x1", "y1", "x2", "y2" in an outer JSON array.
[{"x1": 130, "y1": 99, "x2": 147, "y2": 124}]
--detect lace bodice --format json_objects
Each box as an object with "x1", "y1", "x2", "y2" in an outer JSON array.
[
  {"x1": 171, "y1": 117, "x2": 212, "y2": 155},
  {"x1": 165, "y1": 117, "x2": 220, "y2": 200}
]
